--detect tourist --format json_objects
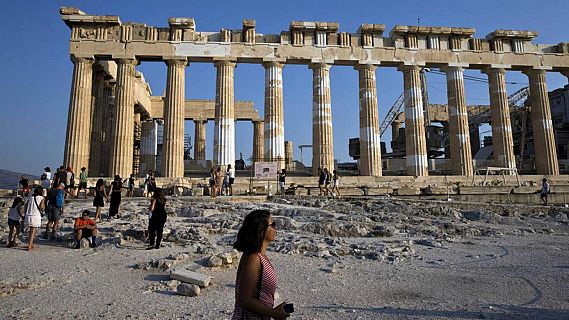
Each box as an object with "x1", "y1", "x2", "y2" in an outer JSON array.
[
  {"x1": 74, "y1": 210, "x2": 98, "y2": 249},
  {"x1": 24, "y1": 187, "x2": 45, "y2": 251},
  {"x1": 52, "y1": 166, "x2": 64, "y2": 188},
  {"x1": 93, "y1": 178, "x2": 108, "y2": 222},
  {"x1": 209, "y1": 168, "x2": 216, "y2": 197},
  {"x1": 148, "y1": 174, "x2": 157, "y2": 197},
  {"x1": 143, "y1": 170, "x2": 151, "y2": 197},
  {"x1": 108, "y1": 175, "x2": 123, "y2": 220},
  {"x1": 43, "y1": 167, "x2": 52, "y2": 182},
  {"x1": 45, "y1": 182, "x2": 66, "y2": 240},
  {"x1": 7, "y1": 196, "x2": 24, "y2": 247},
  {"x1": 231, "y1": 209, "x2": 289, "y2": 320},
  {"x1": 214, "y1": 166, "x2": 224, "y2": 197},
  {"x1": 323, "y1": 168, "x2": 331, "y2": 195},
  {"x1": 19, "y1": 175, "x2": 30, "y2": 197},
  {"x1": 66, "y1": 167, "x2": 76, "y2": 198},
  {"x1": 318, "y1": 167, "x2": 326, "y2": 196},
  {"x1": 76, "y1": 167, "x2": 89, "y2": 199},
  {"x1": 223, "y1": 168, "x2": 230, "y2": 196},
  {"x1": 40, "y1": 171, "x2": 51, "y2": 193},
  {"x1": 331, "y1": 170, "x2": 340, "y2": 196},
  {"x1": 147, "y1": 188, "x2": 167, "y2": 250},
  {"x1": 127, "y1": 174, "x2": 135, "y2": 197},
  {"x1": 541, "y1": 178, "x2": 550, "y2": 205},
  {"x1": 278, "y1": 169, "x2": 286, "y2": 195},
  {"x1": 228, "y1": 164, "x2": 236, "y2": 196}
]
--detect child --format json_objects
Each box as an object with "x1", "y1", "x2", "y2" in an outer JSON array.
[{"x1": 7, "y1": 196, "x2": 24, "y2": 247}]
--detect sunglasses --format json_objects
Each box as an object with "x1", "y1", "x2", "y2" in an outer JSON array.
[{"x1": 268, "y1": 222, "x2": 277, "y2": 229}]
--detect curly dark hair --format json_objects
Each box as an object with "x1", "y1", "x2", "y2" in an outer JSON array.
[{"x1": 233, "y1": 209, "x2": 271, "y2": 254}]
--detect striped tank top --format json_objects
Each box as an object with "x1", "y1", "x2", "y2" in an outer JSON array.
[{"x1": 232, "y1": 253, "x2": 277, "y2": 320}]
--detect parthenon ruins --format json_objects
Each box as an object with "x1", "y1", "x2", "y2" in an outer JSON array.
[{"x1": 60, "y1": 7, "x2": 569, "y2": 179}]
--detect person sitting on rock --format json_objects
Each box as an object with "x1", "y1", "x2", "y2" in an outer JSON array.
[{"x1": 74, "y1": 210, "x2": 98, "y2": 249}]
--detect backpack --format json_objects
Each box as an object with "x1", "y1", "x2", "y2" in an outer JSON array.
[
  {"x1": 56, "y1": 190, "x2": 65, "y2": 207},
  {"x1": 40, "y1": 173, "x2": 47, "y2": 180}
]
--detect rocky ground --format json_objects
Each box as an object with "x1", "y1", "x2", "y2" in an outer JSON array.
[{"x1": 0, "y1": 195, "x2": 568, "y2": 319}]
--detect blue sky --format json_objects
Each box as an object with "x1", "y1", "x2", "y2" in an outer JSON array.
[{"x1": 1, "y1": 0, "x2": 568, "y2": 175}]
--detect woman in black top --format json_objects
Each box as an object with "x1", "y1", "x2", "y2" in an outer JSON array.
[
  {"x1": 108, "y1": 175, "x2": 123, "y2": 220},
  {"x1": 147, "y1": 188, "x2": 167, "y2": 250},
  {"x1": 93, "y1": 179, "x2": 108, "y2": 222}
]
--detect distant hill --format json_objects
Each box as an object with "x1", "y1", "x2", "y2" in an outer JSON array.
[{"x1": 0, "y1": 169, "x2": 40, "y2": 190}]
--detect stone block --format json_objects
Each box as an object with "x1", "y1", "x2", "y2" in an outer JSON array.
[
  {"x1": 458, "y1": 186, "x2": 512, "y2": 195},
  {"x1": 177, "y1": 283, "x2": 200, "y2": 297},
  {"x1": 170, "y1": 269, "x2": 211, "y2": 287},
  {"x1": 395, "y1": 187, "x2": 421, "y2": 196}
]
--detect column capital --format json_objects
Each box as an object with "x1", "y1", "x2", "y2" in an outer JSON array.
[
  {"x1": 115, "y1": 58, "x2": 139, "y2": 66},
  {"x1": 262, "y1": 60, "x2": 285, "y2": 69},
  {"x1": 165, "y1": 58, "x2": 188, "y2": 67},
  {"x1": 354, "y1": 63, "x2": 378, "y2": 71},
  {"x1": 308, "y1": 62, "x2": 331, "y2": 70},
  {"x1": 440, "y1": 65, "x2": 465, "y2": 73},
  {"x1": 214, "y1": 60, "x2": 236, "y2": 68},
  {"x1": 70, "y1": 56, "x2": 95, "y2": 65},
  {"x1": 522, "y1": 67, "x2": 551, "y2": 76},
  {"x1": 397, "y1": 64, "x2": 422, "y2": 72},
  {"x1": 481, "y1": 67, "x2": 507, "y2": 76}
]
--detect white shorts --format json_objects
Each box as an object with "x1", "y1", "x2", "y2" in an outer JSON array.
[{"x1": 278, "y1": 182, "x2": 285, "y2": 189}]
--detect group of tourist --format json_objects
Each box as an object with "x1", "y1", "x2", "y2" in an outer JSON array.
[
  {"x1": 317, "y1": 167, "x2": 340, "y2": 196},
  {"x1": 6, "y1": 180, "x2": 169, "y2": 252},
  {"x1": 209, "y1": 164, "x2": 236, "y2": 197}
]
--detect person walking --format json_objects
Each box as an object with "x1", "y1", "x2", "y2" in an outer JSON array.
[
  {"x1": 19, "y1": 175, "x2": 29, "y2": 197},
  {"x1": 127, "y1": 174, "x2": 135, "y2": 198},
  {"x1": 147, "y1": 188, "x2": 168, "y2": 250},
  {"x1": 93, "y1": 179, "x2": 108, "y2": 222},
  {"x1": 7, "y1": 196, "x2": 24, "y2": 247},
  {"x1": 278, "y1": 169, "x2": 286, "y2": 195},
  {"x1": 108, "y1": 175, "x2": 123, "y2": 220},
  {"x1": 45, "y1": 182, "x2": 66, "y2": 240},
  {"x1": 214, "y1": 166, "x2": 224, "y2": 198},
  {"x1": 76, "y1": 167, "x2": 89, "y2": 199},
  {"x1": 541, "y1": 178, "x2": 550, "y2": 205},
  {"x1": 228, "y1": 164, "x2": 236, "y2": 196},
  {"x1": 66, "y1": 167, "x2": 76, "y2": 198},
  {"x1": 331, "y1": 170, "x2": 340, "y2": 196},
  {"x1": 231, "y1": 209, "x2": 290, "y2": 320},
  {"x1": 24, "y1": 187, "x2": 45, "y2": 251},
  {"x1": 209, "y1": 168, "x2": 216, "y2": 197}
]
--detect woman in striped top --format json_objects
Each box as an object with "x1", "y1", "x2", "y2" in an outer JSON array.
[{"x1": 232, "y1": 210, "x2": 290, "y2": 320}]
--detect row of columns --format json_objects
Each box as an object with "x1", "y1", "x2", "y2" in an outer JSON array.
[{"x1": 63, "y1": 55, "x2": 563, "y2": 178}]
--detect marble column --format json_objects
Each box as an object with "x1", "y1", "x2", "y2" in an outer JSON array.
[
  {"x1": 263, "y1": 61, "x2": 285, "y2": 169},
  {"x1": 523, "y1": 68, "x2": 559, "y2": 175},
  {"x1": 285, "y1": 141, "x2": 293, "y2": 170},
  {"x1": 89, "y1": 65, "x2": 106, "y2": 176},
  {"x1": 398, "y1": 65, "x2": 428, "y2": 176},
  {"x1": 193, "y1": 120, "x2": 207, "y2": 160},
  {"x1": 162, "y1": 58, "x2": 187, "y2": 177},
  {"x1": 484, "y1": 68, "x2": 516, "y2": 169},
  {"x1": 213, "y1": 60, "x2": 236, "y2": 167},
  {"x1": 310, "y1": 63, "x2": 334, "y2": 176},
  {"x1": 356, "y1": 63, "x2": 382, "y2": 176},
  {"x1": 100, "y1": 82, "x2": 115, "y2": 177},
  {"x1": 64, "y1": 56, "x2": 95, "y2": 174},
  {"x1": 140, "y1": 120, "x2": 157, "y2": 174},
  {"x1": 444, "y1": 66, "x2": 473, "y2": 176},
  {"x1": 253, "y1": 120, "x2": 264, "y2": 164},
  {"x1": 109, "y1": 58, "x2": 137, "y2": 178}
]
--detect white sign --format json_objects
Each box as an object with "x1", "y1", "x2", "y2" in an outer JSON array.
[{"x1": 254, "y1": 162, "x2": 278, "y2": 178}]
